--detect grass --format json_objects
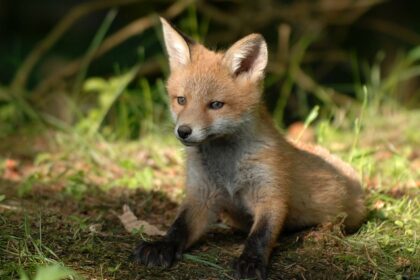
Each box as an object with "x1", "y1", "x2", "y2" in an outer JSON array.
[{"x1": 0, "y1": 103, "x2": 419, "y2": 280}]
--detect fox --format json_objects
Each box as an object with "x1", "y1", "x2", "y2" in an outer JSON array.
[{"x1": 133, "y1": 18, "x2": 366, "y2": 280}]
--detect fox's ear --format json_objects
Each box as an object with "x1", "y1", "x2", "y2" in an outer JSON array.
[
  {"x1": 160, "y1": 17, "x2": 193, "y2": 71},
  {"x1": 223, "y1": 34, "x2": 268, "y2": 81}
]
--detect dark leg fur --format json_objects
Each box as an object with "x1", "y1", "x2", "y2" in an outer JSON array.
[
  {"x1": 232, "y1": 217, "x2": 273, "y2": 280},
  {"x1": 133, "y1": 210, "x2": 189, "y2": 268}
]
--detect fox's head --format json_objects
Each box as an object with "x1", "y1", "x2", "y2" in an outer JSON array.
[{"x1": 160, "y1": 18, "x2": 268, "y2": 146}]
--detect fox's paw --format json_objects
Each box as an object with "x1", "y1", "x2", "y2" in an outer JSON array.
[
  {"x1": 132, "y1": 240, "x2": 180, "y2": 268},
  {"x1": 232, "y1": 254, "x2": 267, "y2": 280}
]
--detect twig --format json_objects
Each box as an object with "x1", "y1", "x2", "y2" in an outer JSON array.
[
  {"x1": 294, "y1": 67, "x2": 354, "y2": 106},
  {"x1": 96, "y1": 0, "x2": 193, "y2": 59},
  {"x1": 362, "y1": 18, "x2": 420, "y2": 45},
  {"x1": 0, "y1": 204, "x2": 21, "y2": 211},
  {"x1": 10, "y1": 0, "x2": 139, "y2": 91},
  {"x1": 196, "y1": 1, "x2": 238, "y2": 28},
  {"x1": 200, "y1": 0, "x2": 381, "y2": 48},
  {"x1": 277, "y1": 24, "x2": 291, "y2": 66},
  {"x1": 33, "y1": 0, "x2": 193, "y2": 97}
]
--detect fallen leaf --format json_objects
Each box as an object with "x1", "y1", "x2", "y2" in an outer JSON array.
[
  {"x1": 5, "y1": 158, "x2": 19, "y2": 171},
  {"x1": 374, "y1": 200, "x2": 385, "y2": 209},
  {"x1": 3, "y1": 158, "x2": 22, "y2": 181},
  {"x1": 89, "y1": 224, "x2": 103, "y2": 234},
  {"x1": 396, "y1": 256, "x2": 411, "y2": 268},
  {"x1": 117, "y1": 204, "x2": 165, "y2": 236}
]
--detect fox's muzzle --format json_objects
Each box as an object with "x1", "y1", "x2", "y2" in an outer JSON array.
[{"x1": 177, "y1": 125, "x2": 192, "y2": 139}]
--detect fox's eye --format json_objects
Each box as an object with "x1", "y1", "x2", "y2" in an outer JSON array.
[
  {"x1": 177, "y1": 96, "x2": 186, "y2": 105},
  {"x1": 209, "y1": 101, "x2": 224, "y2": 110}
]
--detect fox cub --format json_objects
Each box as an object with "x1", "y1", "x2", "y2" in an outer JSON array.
[{"x1": 133, "y1": 18, "x2": 366, "y2": 280}]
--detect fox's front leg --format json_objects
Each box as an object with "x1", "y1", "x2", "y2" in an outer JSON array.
[
  {"x1": 233, "y1": 190, "x2": 287, "y2": 280},
  {"x1": 133, "y1": 194, "x2": 218, "y2": 268}
]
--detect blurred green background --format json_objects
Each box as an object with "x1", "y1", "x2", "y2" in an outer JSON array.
[{"x1": 1, "y1": 0, "x2": 419, "y2": 140}]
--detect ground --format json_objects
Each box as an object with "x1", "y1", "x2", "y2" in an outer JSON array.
[{"x1": 0, "y1": 108, "x2": 419, "y2": 280}]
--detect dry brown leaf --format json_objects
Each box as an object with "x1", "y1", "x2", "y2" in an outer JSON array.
[
  {"x1": 117, "y1": 204, "x2": 165, "y2": 236},
  {"x1": 5, "y1": 158, "x2": 19, "y2": 171},
  {"x1": 374, "y1": 200, "x2": 385, "y2": 210}
]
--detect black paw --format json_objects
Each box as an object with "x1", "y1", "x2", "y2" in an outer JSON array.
[
  {"x1": 232, "y1": 254, "x2": 267, "y2": 280},
  {"x1": 132, "y1": 240, "x2": 180, "y2": 268}
]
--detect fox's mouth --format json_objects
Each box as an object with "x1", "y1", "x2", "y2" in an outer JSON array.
[
  {"x1": 180, "y1": 139, "x2": 202, "y2": 146},
  {"x1": 178, "y1": 133, "x2": 222, "y2": 146}
]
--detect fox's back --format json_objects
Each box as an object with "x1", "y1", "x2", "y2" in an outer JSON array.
[{"x1": 287, "y1": 142, "x2": 366, "y2": 231}]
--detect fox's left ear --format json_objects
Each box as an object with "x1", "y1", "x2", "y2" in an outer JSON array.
[
  {"x1": 223, "y1": 34, "x2": 268, "y2": 82},
  {"x1": 160, "y1": 17, "x2": 194, "y2": 72}
]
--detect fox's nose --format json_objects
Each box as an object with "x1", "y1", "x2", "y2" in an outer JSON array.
[{"x1": 177, "y1": 125, "x2": 192, "y2": 139}]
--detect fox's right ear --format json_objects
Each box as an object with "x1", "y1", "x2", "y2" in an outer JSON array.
[
  {"x1": 160, "y1": 17, "x2": 193, "y2": 71},
  {"x1": 223, "y1": 33, "x2": 268, "y2": 82}
]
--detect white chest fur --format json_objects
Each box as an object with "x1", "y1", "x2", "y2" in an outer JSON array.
[{"x1": 186, "y1": 135, "x2": 268, "y2": 198}]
